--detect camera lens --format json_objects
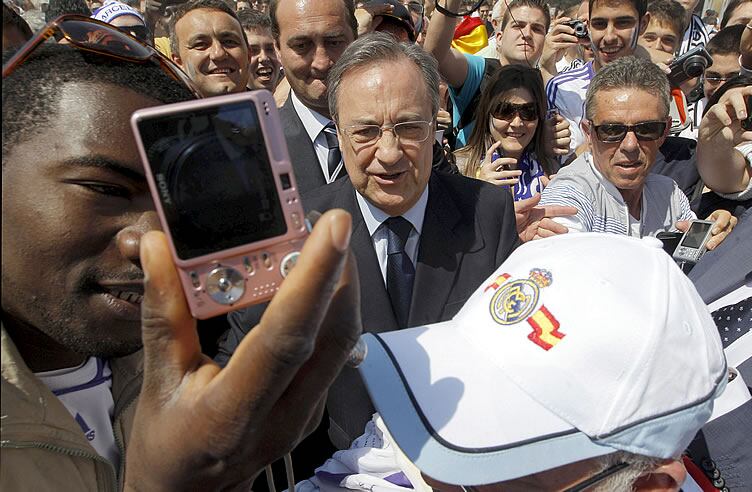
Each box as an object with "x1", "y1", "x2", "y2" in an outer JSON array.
[{"x1": 683, "y1": 55, "x2": 708, "y2": 78}]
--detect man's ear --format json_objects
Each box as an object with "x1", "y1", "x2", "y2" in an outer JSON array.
[
  {"x1": 633, "y1": 459, "x2": 686, "y2": 492},
  {"x1": 581, "y1": 119, "x2": 591, "y2": 145},
  {"x1": 171, "y1": 51, "x2": 183, "y2": 67},
  {"x1": 638, "y1": 12, "x2": 650, "y2": 36}
]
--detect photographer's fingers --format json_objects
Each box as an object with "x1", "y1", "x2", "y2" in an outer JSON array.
[
  {"x1": 214, "y1": 210, "x2": 352, "y2": 417},
  {"x1": 140, "y1": 231, "x2": 203, "y2": 399}
]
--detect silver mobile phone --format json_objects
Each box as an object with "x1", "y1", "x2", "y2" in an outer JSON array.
[{"x1": 672, "y1": 220, "x2": 715, "y2": 264}]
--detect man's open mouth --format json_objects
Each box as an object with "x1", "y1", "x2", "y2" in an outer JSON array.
[
  {"x1": 100, "y1": 286, "x2": 144, "y2": 305},
  {"x1": 208, "y1": 67, "x2": 234, "y2": 75}
]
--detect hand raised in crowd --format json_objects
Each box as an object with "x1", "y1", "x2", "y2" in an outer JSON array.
[
  {"x1": 677, "y1": 209, "x2": 738, "y2": 251},
  {"x1": 539, "y1": 17, "x2": 585, "y2": 77},
  {"x1": 476, "y1": 141, "x2": 523, "y2": 186},
  {"x1": 542, "y1": 113, "x2": 571, "y2": 158},
  {"x1": 355, "y1": 2, "x2": 393, "y2": 36},
  {"x1": 700, "y1": 85, "x2": 752, "y2": 147},
  {"x1": 514, "y1": 187, "x2": 578, "y2": 242},
  {"x1": 124, "y1": 210, "x2": 362, "y2": 491},
  {"x1": 697, "y1": 85, "x2": 752, "y2": 194}
]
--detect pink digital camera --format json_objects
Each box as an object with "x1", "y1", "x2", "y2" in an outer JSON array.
[{"x1": 131, "y1": 91, "x2": 308, "y2": 319}]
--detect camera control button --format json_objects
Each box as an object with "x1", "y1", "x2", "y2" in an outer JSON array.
[
  {"x1": 262, "y1": 253, "x2": 273, "y2": 269},
  {"x1": 280, "y1": 252, "x2": 301, "y2": 278},
  {"x1": 189, "y1": 271, "x2": 201, "y2": 289},
  {"x1": 206, "y1": 266, "x2": 245, "y2": 305},
  {"x1": 291, "y1": 212, "x2": 302, "y2": 229},
  {"x1": 243, "y1": 256, "x2": 255, "y2": 275}
]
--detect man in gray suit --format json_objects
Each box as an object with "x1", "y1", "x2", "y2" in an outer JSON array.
[{"x1": 270, "y1": 0, "x2": 357, "y2": 192}]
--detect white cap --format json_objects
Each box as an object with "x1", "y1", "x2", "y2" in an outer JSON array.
[{"x1": 358, "y1": 233, "x2": 727, "y2": 486}]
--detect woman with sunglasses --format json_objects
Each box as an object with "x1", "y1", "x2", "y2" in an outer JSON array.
[{"x1": 454, "y1": 65, "x2": 556, "y2": 201}]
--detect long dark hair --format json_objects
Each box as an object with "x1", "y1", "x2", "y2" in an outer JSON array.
[{"x1": 457, "y1": 65, "x2": 552, "y2": 178}]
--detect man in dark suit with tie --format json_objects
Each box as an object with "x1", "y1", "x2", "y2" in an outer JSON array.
[
  {"x1": 216, "y1": 33, "x2": 520, "y2": 476},
  {"x1": 270, "y1": 0, "x2": 358, "y2": 192}
]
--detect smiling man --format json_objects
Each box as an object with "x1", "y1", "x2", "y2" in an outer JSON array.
[
  {"x1": 169, "y1": 0, "x2": 250, "y2": 97},
  {"x1": 540, "y1": 56, "x2": 735, "y2": 244},
  {"x1": 237, "y1": 8, "x2": 281, "y2": 92}
]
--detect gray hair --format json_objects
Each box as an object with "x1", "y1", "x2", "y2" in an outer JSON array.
[
  {"x1": 327, "y1": 32, "x2": 440, "y2": 123},
  {"x1": 584, "y1": 56, "x2": 671, "y2": 121},
  {"x1": 591, "y1": 451, "x2": 664, "y2": 492}
]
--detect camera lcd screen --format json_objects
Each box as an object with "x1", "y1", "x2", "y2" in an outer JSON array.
[
  {"x1": 138, "y1": 100, "x2": 287, "y2": 260},
  {"x1": 680, "y1": 222, "x2": 711, "y2": 249}
]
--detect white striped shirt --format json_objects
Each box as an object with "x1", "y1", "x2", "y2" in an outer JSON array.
[{"x1": 545, "y1": 61, "x2": 595, "y2": 157}]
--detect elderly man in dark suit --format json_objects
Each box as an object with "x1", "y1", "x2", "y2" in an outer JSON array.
[{"x1": 216, "y1": 33, "x2": 521, "y2": 477}]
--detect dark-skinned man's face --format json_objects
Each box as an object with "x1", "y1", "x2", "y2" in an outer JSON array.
[{"x1": 1, "y1": 82, "x2": 162, "y2": 359}]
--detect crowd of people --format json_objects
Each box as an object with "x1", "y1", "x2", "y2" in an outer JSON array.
[{"x1": 2, "y1": 0, "x2": 751, "y2": 490}]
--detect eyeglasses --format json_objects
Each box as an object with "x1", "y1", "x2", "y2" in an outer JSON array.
[
  {"x1": 341, "y1": 121, "x2": 433, "y2": 146},
  {"x1": 591, "y1": 121, "x2": 667, "y2": 142},
  {"x1": 703, "y1": 75, "x2": 736, "y2": 84},
  {"x1": 492, "y1": 102, "x2": 539, "y2": 121},
  {"x1": 2, "y1": 14, "x2": 201, "y2": 98}
]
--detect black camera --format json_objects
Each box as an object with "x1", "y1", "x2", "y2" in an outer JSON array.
[
  {"x1": 563, "y1": 19, "x2": 589, "y2": 39},
  {"x1": 742, "y1": 96, "x2": 752, "y2": 132},
  {"x1": 667, "y1": 47, "x2": 713, "y2": 87}
]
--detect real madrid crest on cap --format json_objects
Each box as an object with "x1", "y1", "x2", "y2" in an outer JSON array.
[{"x1": 484, "y1": 268, "x2": 565, "y2": 351}]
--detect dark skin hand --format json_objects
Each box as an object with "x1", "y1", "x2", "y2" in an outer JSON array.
[{"x1": 124, "y1": 209, "x2": 362, "y2": 491}]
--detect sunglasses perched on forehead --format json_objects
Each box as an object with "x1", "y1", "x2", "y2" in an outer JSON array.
[
  {"x1": 590, "y1": 121, "x2": 667, "y2": 143},
  {"x1": 492, "y1": 102, "x2": 539, "y2": 121},
  {"x1": 2, "y1": 15, "x2": 201, "y2": 97}
]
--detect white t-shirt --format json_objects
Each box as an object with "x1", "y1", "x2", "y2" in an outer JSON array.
[
  {"x1": 545, "y1": 61, "x2": 595, "y2": 157},
  {"x1": 37, "y1": 357, "x2": 120, "y2": 469}
]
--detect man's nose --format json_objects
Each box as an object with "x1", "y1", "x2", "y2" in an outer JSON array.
[
  {"x1": 375, "y1": 129, "x2": 404, "y2": 165},
  {"x1": 310, "y1": 44, "x2": 333, "y2": 73},
  {"x1": 619, "y1": 129, "x2": 640, "y2": 153},
  {"x1": 116, "y1": 211, "x2": 161, "y2": 269},
  {"x1": 603, "y1": 22, "x2": 619, "y2": 42},
  {"x1": 209, "y1": 40, "x2": 228, "y2": 60}
]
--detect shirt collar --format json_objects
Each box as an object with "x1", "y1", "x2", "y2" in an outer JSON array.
[
  {"x1": 290, "y1": 90, "x2": 332, "y2": 142},
  {"x1": 355, "y1": 185, "x2": 429, "y2": 237}
]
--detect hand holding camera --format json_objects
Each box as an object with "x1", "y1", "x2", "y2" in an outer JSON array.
[{"x1": 666, "y1": 46, "x2": 713, "y2": 87}]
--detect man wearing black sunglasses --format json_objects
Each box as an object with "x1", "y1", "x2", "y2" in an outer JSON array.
[{"x1": 540, "y1": 56, "x2": 735, "y2": 245}]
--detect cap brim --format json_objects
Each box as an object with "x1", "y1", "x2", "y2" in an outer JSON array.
[{"x1": 359, "y1": 324, "x2": 614, "y2": 486}]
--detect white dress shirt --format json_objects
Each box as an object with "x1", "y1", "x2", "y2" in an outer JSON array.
[
  {"x1": 290, "y1": 91, "x2": 343, "y2": 183},
  {"x1": 355, "y1": 187, "x2": 429, "y2": 285}
]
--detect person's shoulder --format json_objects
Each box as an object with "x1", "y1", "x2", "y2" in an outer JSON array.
[
  {"x1": 431, "y1": 172, "x2": 514, "y2": 220},
  {"x1": 547, "y1": 61, "x2": 593, "y2": 90},
  {"x1": 301, "y1": 178, "x2": 353, "y2": 212},
  {"x1": 541, "y1": 156, "x2": 597, "y2": 199}
]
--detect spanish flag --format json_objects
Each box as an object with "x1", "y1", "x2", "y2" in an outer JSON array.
[{"x1": 451, "y1": 15, "x2": 489, "y2": 54}]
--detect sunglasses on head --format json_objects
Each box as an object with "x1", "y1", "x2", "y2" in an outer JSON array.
[
  {"x1": 492, "y1": 102, "x2": 538, "y2": 121},
  {"x1": 590, "y1": 121, "x2": 667, "y2": 143},
  {"x1": 2, "y1": 14, "x2": 200, "y2": 97}
]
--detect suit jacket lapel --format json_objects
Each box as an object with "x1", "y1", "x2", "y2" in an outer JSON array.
[
  {"x1": 279, "y1": 95, "x2": 328, "y2": 193},
  {"x1": 408, "y1": 174, "x2": 483, "y2": 326},
  {"x1": 337, "y1": 185, "x2": 400, "y2": 333}
]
